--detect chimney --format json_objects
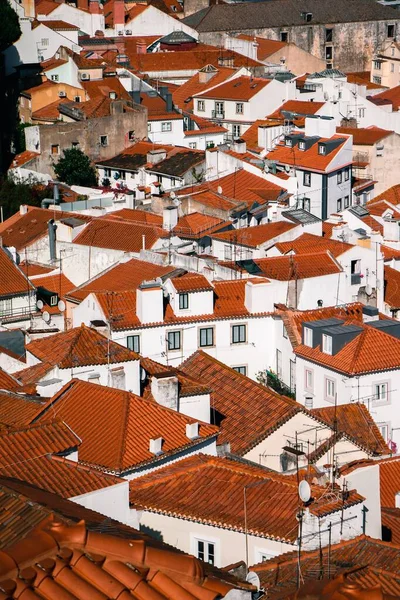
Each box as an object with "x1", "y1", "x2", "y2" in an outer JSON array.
[
  {"x1": 136, "y1": 280, "x2": 164, "y2": 324},
  {"x1": 231, "y1": 138, "x2": 246, "y2": 153},
  {"x1": 362, "y1": 305, "x2": 379, "y2": 323},
  {"x1": 113, "y1": 0, "x2": 125, "y2": 27},
  {"x1": 186, "y1": 422, "x2": 200, "y2": 439},
  {"x1": 244, "y1": 278, "x2": 273, "y2": 313},
  {"x1": 305, "y1": 115, "x2": 335, "y2": 139},
  {"x1": 147, "y1": 149, "x2": 167, "y2": 165},
  {"x1": 136, "y1": 40, "x2": 147, "y2": 54},
  {"x1": 163, "y1": 205, "x2": 178, "y2": 230},
  {"x1": 151, "y1": 372, "x2": 179, "y2": 410},
  {"x1": 20, "y1": 205, "x2": 28, "y2": 215},
  {"x1": 198, "y1": 68, "x2": 216, "y2": 84},
  {"x1": 149, "y1": 437, "x2": 163, "y2": 455},
  {"x1": 89, "y1": 0, "x2": 100, "y2": 13},
  {"x1": 48, "y1": 219, "x2": 57, "y2": 261},
  {"x1": 110, "y1": 100, "x2": 124, "y2": 114},
  {"x1": 77, "y1": 0, "x2": 89, "y2": 10}
]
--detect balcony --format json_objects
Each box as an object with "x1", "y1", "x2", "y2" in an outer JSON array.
[
  {"x1": 351, "y1": 273, "x2": 362, "y2": 285},
  {"x1": 212, "y1": 109, "x2": 225, "y2": 119}
]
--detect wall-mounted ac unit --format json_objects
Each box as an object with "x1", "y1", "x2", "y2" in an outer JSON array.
[
  {"x1": 81, "y1": 73, "x2": 90, "y2": 80},
  {"x1": 125, "y1": 29, "x2": 132, "y2": 35},
  {"x1": 59, "y1": 91, "x2": 66, "y2": 97},
  {"x1": 118, "y1": 30, "x2": 124, "y2": 36}
]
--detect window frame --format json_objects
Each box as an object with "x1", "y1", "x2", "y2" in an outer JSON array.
[
  {"x1": 325, "y1": 376, "x2": 336, "y2": 403},
  {"x1": 303, "y1": 326, "x2": 313, "y2": 347},
  {"x1": 127, "y1": 334, "x2": 140, "y2": 353},
  {"x1": 233, "y1": 124, "x2": 241, "y2": 138},
  {"x1": 197, "y1": 100, "x2": 205, "y2": 112},
  {"x1": 322, "y1": 333, "x2": 332, "y2": 355},
  {"x1": 305, "y1": 368, "x2": 313, "y2": 392},
  {"x1": 373, "y1": 381, "x2": 390, "y2": 406},
  {"x1": 276, "y1": 348, "x2": 282, "y2": 379},
  {"x1": 51, "y1": 144, "x2": 60, "y2": 155},
  {"x1": 167, "y1": 330, "x2": 181, "y2": 351},
  {"x1": 303, "y1": 171, "x2": 311, "y2": 187},
  {"x1": 179, "y1": 292, "x2": 189, "y2": 310},
  {"x1": 199, "y1": 326, "x2": 214, "y2": 348},
  {"x1": 231, "y1": 323, "x2": 247, "y2": 344},
  {"x1": 337, "y1": 171, "x2": 343, "y2": 184},
  {"x1": 161, "y1": 121, "x2": 172, "y2": 132},
  {"x1": 232, "y1": 365, "x2": 247, "y2": 375},
  {"x1": 194, "y1": 538, "x2": 216, "y2": 566},
  {"x1": 100, "y1": 135, "x2": 108, "y2": 147},
  {"x1": 344, "y1": 168, "x2": 350, "y2": 181},
  {"x1": 235, "y1": 102, "x2": 244, "y2": 114}
]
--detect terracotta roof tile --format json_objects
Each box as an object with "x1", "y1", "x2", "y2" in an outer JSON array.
[
  {"x1": 0, "y1": 368, "x2": 22, "y2": 392},
  {"x1": 19, "y1": 262, "x2": 54, "y2": 276},
  {"x1": 237, "y1": 34, "x2": 287, "y2": 61},
  {"x1": 337, "y1": 125, "x2": 393, "y2": 145},
  {"x1": 211, "y1": 221, "x2": 297, "y2": 248},
  {"x1": 179, "y1": 189, "x2": 241, "y2": 212},
  {"x1": 109, "y1": 208, "x2": 162, "y2": 225},
  {"x1": 275, "y1": 232, "x2": 353, "y2": 257},
  {"x1": 367, "y1": 200, "x2": 400, "y2": 219},
  {"x1": 9, "y1": 150, "x2": 40, "y2": 168},
  {"x1": 30, "y1": 272, "x2": 74, "y2": 314},
  {"x1": 130, "y1": 454, "x2": 363, "y2": 542},
  {"x1": 369, "y1": 85, "x2": 400, "y2": 111},
  {"x1": 171, "y1": 273, "x2": 213, "y2": 292},
  {"x1": 72, "y1": 217, "x2": 164, "y2": 252},
  {"x1": 311, "y1": 403, "x2": 389, "y2": 456},
  {"x1": 0, "y1": 390, "x2": 45, "y2": 426},
  {"x1": 0, "y1": 247, "x2": 35, "y2": 297},
  {"x1": 241, "y1": 119, "x2": 266, "y2": 153},
  {"x1": 32, "y1": 379, "x2": 218, "y2": 473},
  {"x1": 368, "y1": 184, "x2": 400, "y2": 206},
  {"x1": 267, "y1": 100, "x2": 324, "y2": 123},
  {"x1": 347, "y1": 71, "x2": 384, "y2": 90},
  {"x1": 382, "y1": 507, "x2": 400, "y2": 544},
  {"x1": 197, "y1": 75, "x2": 271, "y2": 101},
  {"x1": 267, "y1": 133, "x2": 350, "y2": 172},
  {"x1": 13, "y1": 361, "x2": 54, "y2": 386},
  {"x1": 173, "y1": 212, "x2": 226, "y2": 238},
  {"x1": 379, "y1": 457, "x2": 400, "y2": 507},
  {"x1": 26, "y1": 323, "x2": 139, "y2": 368},
  {"x1": 382, "y1": 245, "x2": 400, "y2": 261},
  {"x1": 172, "y1": 66, "x2": 236, "y2": 111},
  {"x1": 180, "y1": 350, "x2": 301, "y2": 454},
  {"x1": 81, "y1": 77, "x2": 131, "y2": 102},
  {"x1": 39, "y1": 19, "x2": 80, "y2": 30},
  {"x1": 140, "y1": 356, "x2": 210, "y2": 397},
  {"x1": 384, "y1": 266, "x2": 400, "y2": 309}
]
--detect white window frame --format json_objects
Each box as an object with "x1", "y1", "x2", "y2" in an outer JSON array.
[
  {"x1": 325, "y1": 376, "x2": 336, "y2": 403},
  {"x1": 303, "y1": 172, "x2": 311, "y2": 187},
  {"x1": 189, "y1": 142, "x2": 197, "y2": 149},
  {"x1": 276, "y1": 349, "x2": 282, "y2": 378},
  {"x1": 232, "y1": 365, "x2": 247, "y2": 375},
  {"x1": 305, "y1": 368, "x2": 314, "y2": 392},
  {"x1": 235, "y1": 102, "x2": 244, "y2": 114},
  {"x1": 303, "y1": 326, "x2": 313, "y2": 347},
  {"x1": 233, "y1": 124, "x2": 241, "y2": 138},
  {"x1": 318, "y1": 144, "x2": 326, "y2": 155},
  {"x1": 373, "y1": 381, "x2": 390, "y2": 406},
  {"x1": 161, "y1": 121, "x2": 172, "y2": 132},
  {"x1": 377, "y1": 422, "x2": 391, "y2": 441},
  {"x1": 197, "y1": 100, "x2": 205, "y2": 112},
  {"x1": 322, "y1": 334, "x2": 332, "y2": 355},
  {"x1": 224, "y1": 245, "x2": 232, "y2": 260},
  {"x1": 191, "y1": 534, "x2": 219, "y2": 566}
]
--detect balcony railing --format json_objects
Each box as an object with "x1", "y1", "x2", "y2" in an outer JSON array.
[
  {"x1": 0, "y1": 306, "x2": 38, "y2": 323},
  {"x1": 212, "y1": 109, "x2": 225, "y2": 119}
]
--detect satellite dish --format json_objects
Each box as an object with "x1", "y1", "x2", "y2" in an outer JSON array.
[
  {"x1": 42, "y1": 310, "x2": 51, "y2": 324},
  {"x1": 285, "y1": 164, "x2": 291, "y2": 173},
  {"x1": 365, "y1": 284, "x2": 372, "y2": 296},
  {"x1": 170, "y1": 191, "x2": 176, "y2": 199},
  {"x1": 299, "y1": 480, "x2": 311, "y2": 503},
  {"x1": 140, "y1": 367, "x2": 147, "y2": 381},
  {"x1": 217, "y1": 185, "x2": 223, "y2": 195},
  {"x1": 264, "y1": 165, "x2": 270, "y2": 173},
  {"x1": 246, "y1": 572, "x2": 260, "y2": 590},
  {"x1": 36, "y1": 299, "x2": 44, "y2": 310},
  {"x1": 58, "y1": 300, "x2": 66, "y2": 312}
]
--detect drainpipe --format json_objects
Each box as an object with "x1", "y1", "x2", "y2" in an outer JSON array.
[{"x1": 48, "y1": 219, "x2": 58, "y2": 261}]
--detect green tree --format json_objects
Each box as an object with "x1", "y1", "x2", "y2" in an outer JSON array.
[
  {"x1": 54, "y1": 148, "x2": 97, "y2": 187},
  {"x1": 0, "y1": 176, "x2": 49, "y2": 219},
  {"x1": 0, "y1": 0, "x2": 21, "y2": 52}
]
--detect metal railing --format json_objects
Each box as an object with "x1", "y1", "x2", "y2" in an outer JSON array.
[{"x1": 212, "y1": 109, "x2": 225, "y2": 119}]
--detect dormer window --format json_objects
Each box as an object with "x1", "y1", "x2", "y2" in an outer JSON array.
[
  {"x1": 318, "y1": 144, "x2": 326, "y2": 155},
  {"x1": 322, "y1": 334, "x2": 332, "y2": 355},
  {"x1": 304, "y1": 326, "x2": 313, "y2": 347},
  {"x1": 179, "y1": 292, "x2": 189, "y2": 310},
  {"x1": 299, "y1": 141, "x2": 306, "y2": 151},
  {"x1": 285, "y1": 137, "x2": 292, "y2": 147}
]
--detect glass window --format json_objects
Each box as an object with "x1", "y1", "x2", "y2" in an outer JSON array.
[
  {"x1": 318, "y1": 144, "x2": 326, "y2": 155},
  {"x1": 127, "y1": 335, "x2": 140, "y2": 353},
  {"x1": 197, "y1": 100, "x2": 205, "y2": 111},
  {"x1": 104, "y1": 168, "x2": 111, "y2": 177},
  {"x1": 325, "y1": 377, "x2": 336, "y2": 401},
  {"x1": 374, "y1": 383, "x2": 388, "y2": 404},
  {"x1": 322, "y1": 334, "x2": 332, "y2": 355},
  {"x1": 337, "y1": 198, "x2": 342, "y2": 212},
  {"x1": 344, "y1": 168, "x2": 350, "y2": 181},
  {"x1": 51, "y1": 144, "x2": 59, "y2": 155},
  {"x1": 0, "y1": 299, "x2": 12, "y2": 316},
  {"x1": 376, "y1": 144, "x2": 384, "y2": 157},
  {"x1": 233, "y1": 366, "x2": 247, "y2": 375},
  {"x1": 303, "y1": 172, "x2": 311, "y2": 187},
  {"x1": 199, "y1": 327, "x2": 214, "y2": 347},
  {"x1": 50, "y1": 295, "x2": 57, "y2": 306},
  {"x1": 100, "y1": 135, "x2": 108, "y2": 147},
  {"x1": 231, "y1": 324, "x2": 246, "y2": 344},
  {"x1": 179, "y1": 293, "x2": 189, "y2": 310},
  {"x1": 391, "y1": 63, "x2": 395, "y2": 73},
  {"x1": 51, "y1": 74, "x2": 59, "y2": 81},
  {"x1": 325, "y1": 28, "x2": 333, "y2": 42},
  {"x1": 276, "y1": 349, "x2": 282, "y2": 378},
  {"x1": 148, "y1": 123, "x2": 151, "y2": 132},
  {"x1": 305, "y1": 368, "x2": 313, "y2": 391},
  {"x1": 196, "y1": 540, "x2": 215, "y2": 565},
  {"x1": 337, "y1": 171, "x2": 342, "y2": 184},
  {"x1": 233, "y1": 124, "x2": 241, "y2": 138},
  {"x1": 280, "y1": 31, "x2": 288, "y2": 42},
  {"x1": 344, "y1": 195, "x2": 350, "y2": 208},
  {"x1": 303, "y1": 326, "x2": 313, "y2": 347},
  {"x1": 236, "y1": 102, "x2": 244, "y2": 114},
  {"x1": 373, "y1": 76, "x2": 382, "y2": 85},
  {"x1": 224, "y1": 245, "x2": 232, "y2": 260},
  {"x1": 167, "y1": 330, "x2": 181, "y2": 350},
  {"x1": 387, "y1": 24, "x2": 395, "y2": 38},
  {"x1": 299, "y1": 141, "x2": 306, "y2": 150},
  {"x1": 283, "y1": 324, "x2": 288, "y2": 338},
  {"x1": 74, "y1": 96, "x2": 81, "y2": 102},
  {"x1": 161, "y1": 122, "x2": 172, "y2": 132},
  {"x1": 189, "y1": 142, "x2": 197, "y2": 149}
]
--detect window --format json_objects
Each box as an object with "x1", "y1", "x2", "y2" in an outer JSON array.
[
  {"x1": 305, "y1": 368, "x2": 313, "y2": 392},
  {"x1": 109, "y1": 91, "x2": 117, "y2": 100},
  {"x1": 161, "y1": 121, "x2": 172, "y2": 132},
  {"x1": 233, "y1": 366, "x2": 247, "y2": 375},
  {"x1": 304, "y1": 326, "x2": 313, "y2": 347},
  {"x1": 119, "y1": 170, "x2": 126, "y2": 180},
  {"x1": 337, "y1": 198, "x2": 342, "y2": 212},
  {"x1": 376, "y1": 144, "x2": 384, "y2": 157},
  {"x1": 318, "y1": 144, "x2": 326, "y2": 155},
  {"x1": 51, "y1": 74, "x2": 59, "y2": 82},
  {"x1": 224, "y1": 245, "x2": 232, "y2": 260},
  {"x1": 0, "y1": 299, "x2": 12, "y2": 316},
  {"x1": 300, "y1": 197, "x2": 310, "y2": 212},
  {"x1": 325, "y1": 46, "x2": 333, "y2": 61},
  {"x1": 351, "y1": 259, "x2": 361, "y2": 275},
  {"x1": 358, "y1": 108, "x2": 365, "y2": 118},
  {"x1": 373, "y1": 76, "x2": 382, "y2": 85},
  {"x1": 100, "y1": 135, "x2": 108, "y2": 147},
  {"x1": 322, "y1": 334, "x2": 332, "y2": 355},
  {"x1": 236, "y1": 102, "x2": 244, "y2": 114},
  {"x1": 387, "y1": 24, "x2": 395, "y2": 38},
  {"x1": 283, "y1": 324, "x2": 288, "y2": 338},
  {"x1": 285, "y1": 138, "x2": 292, "y2": 147},
  {"x1": 127, "y1": 335, "x2": 140, "y2": 353},
  {"x1": 104, "y1": 168, "x2": 111, "y2": 177},
  {"x1": 373, "y1": 60, "x2": 382, "y2": 70},
  {"x1": 51, "y1": 144, "x2": 59, "y2": 155},
  {"x1": 391, "y1": 63, "x2": 395, "y2": 73},
  {"x1": 197, "y1": 100, "x2": 205, "y2": 111},
  {"x1": 233, "y1": 124, "x2": 241, "y2": 138},
  {"x1": 206, "y1": 141, "x2": 215, "y2": 149},
  {"x1": 280, "y1": 31, "x2": 288, "y2": 42},
  {"x1": 179, "y1": 292, "x2": 189, "y2": 310},
  {"x1": 231, "y1": 324, "x2": 246, "y2": 344},
  {"x1": 303, "y1": 172, "x2": 311, "y2": 187},
  {"x1": 344, "y1": 195, "x2": 350, "y2": 208},
  {"x1": 215, "y1": 101, "x2": 224, "y2": 116},
  {"x1": 290, "y1": 359, "x2": 296, "y2": 392},
  {"x1": 41, "y1": 38, "x2": 49, "y2": 46},
  {"x1": 378, "y1": 422, "x2": 390, "y2": 441},
  {"x1": 325, "y1": 377, "x2": 336, "y2": 402},
  {"x1": 337, "y1": 171, "x2": 342, "y2": 184},
  {"x1": 167, "y1": 330, "x2": 181, "y2": 351},
  {"x1": 74, "y1": 95, "x2": 81, "y2": 102},
  {"x1": 276, "y1": 349, "x2": 282, "y2": 378},
  {"x1": 199, "y1": 327, "x2": 214, "y2": 347},
  {"x1": 325, "y1": 28, "x2": 333, "y2": 42},
  {"x1": 344, "y1": 168, "x2": 350, "y2": 181},
  {"x1": 189, "y1": 142, "x2": 197, "y2": 149},
  {"x1": 392, "y1": 47, "x2": 395, "y2": 57},
  {"x1": 50, "y1": 295, "x2": 57, "y2": 306},
  {"x1": 374, "y1": 382, "x2": 389, "y2": 405},
  {"x1": 196, "y1": 540, "x2": 215, "y2": 565},
  {"x1": 128, "y1": 130, "x2": 135, "y2": 141},
  {"x1": 299, "y1": 141, "x2": 306, "y2": 150},
  {"x1": 148, "y1": 123, "x2": 152, "y2": 132}
]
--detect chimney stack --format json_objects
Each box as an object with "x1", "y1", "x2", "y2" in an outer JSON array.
[
  {"x1": 151, "y1": 373, "x2": 179, "y2": 411},
  {"x1": 113, "y1": 0, "x2": 125, "y2": 28}
]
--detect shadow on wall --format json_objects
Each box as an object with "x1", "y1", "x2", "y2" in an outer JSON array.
[{"x1": 140, "y1": 524, "x2": 164, "y2": 542}]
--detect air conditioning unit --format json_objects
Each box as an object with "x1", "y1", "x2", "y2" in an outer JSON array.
[
  {"x1": 125, "y1": 29, "x2": 132, "y2": 35},
  {"x1": 81, "y1": 73, "x2": 90, "y2": 80},
  {"x1": 118, "y1": 30, "x2": 124, "y2": 36},
  {"x1": 58, "y1": 91, "x2": 66, "y2": 97}
]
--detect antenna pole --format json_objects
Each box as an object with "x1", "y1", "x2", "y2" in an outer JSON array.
[
  {"x1": 297, "y1": 509, "x2": 303, "y2": 589},
  {"x1": 327, "y1": 523, "x2": 332, "y2": 579}
]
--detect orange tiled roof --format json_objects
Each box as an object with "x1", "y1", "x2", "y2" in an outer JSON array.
[
  {"x1": 267, "y1": 100, "x2": 324, "y2": 123},
  {"x1": 40, "y1": 19, "x2": 80, "y2": 30},
  {"x1": 0, "y1": 390, "x2": 45, "y2": 427},
  {"x1": 379, "y1": 457, "x2": 400, "y2": 507},
  {"x1": 32, "y1": 379, "x2": 218, "y2": 473},
  {"x1": 0, "y1": 368, "x2": 22, "y2": 392},
  {"x1": 384, "y1": 265, "x2": 400, "y2": 309},
  {"x1": 241, "y1": 119, "x2": 267, "y2": 153},
  {"x1": 236, "y1": 34, "x2": 287, "y2": 61},
  {"x1": 197, "y1": 75, "x2": 270, "y2": 101},
  {"x1": 337, "y1": 125, "x2": 393, "y2": 145},
  {"x1": 367, "y1": 199, "x2": 400, "y2": 219},
  {"x1": 171, "y1": 273, "x2": 213, "y2": 292},
  {"x1": 9, "y1": 150, "x2": 40, "y2": 168},
  {"x1": 0, "y1": 516, "x2": 247, "y2": 599},
  {"x1": 30, "y1": 272, "x2": 74, "y2": 314},
  {"x1": 19, "y1": 261, "x2": 54, "y2": 276},
  {"x1": 382, "y1": 507, "x2": 400, "y2": 545},
  {"x1": 140, "y1": 355, "x2": 210, "y2": 398},
  {"x1": 110, "y1": 208, "x2": 163, "y2": 225},
  {"x1": 0, "y1": 247, "x2": 35, "y2": 297},
  {"x1": 382, "y1": 245, "x2": 400, "y2": 261},
  {"x1": 26, "y1": 323, "x2": 139, "y2": 368},
  {"x1": 81, "y1": 77, "x2": 131, "y2": 103},
  {"x1": 172, "y1": 66, "x2": 236, "y2": 111},
  {"x1": 275, "y1": 232, "x2": 353, "y2": 257},
  {"x1": 40, "y1": 56, "x2": 68, "y2": 71},
  {"x1": 13, "y1": 361, "x2": 54, "y2": 387},
  {"x1": 211, "y1": 221, "x2": 297, "y2": 248},
  {"x1": 173, "y1": 212, "x2": 226, "y2": 238},
  {"x1": 180, "y1": 351, "x2": 301, "y2": 453},
  {"x1": 267, "y1": 133, "x2": 350, "y2": 172},
  {"x1": 32, "y1": 99, "x2": 64, "y2": 122},
  {"x1": 360, "y1": 213, "x2": 383, "y2": 233},
  {"x1": 311, "y1": 403, "x2": 389, "y2": 456},
  {"x1": 295, "y1": 323, "x2": 400, "y2": 375},
  {"x1": 72, "y1": 217, "x2": 164, "y2": 252},
  {"x1": 130, "y1": 454, "x2": 364, "y2": 542},
  {"x1": 368, "y1": 184, "x2": 400, "y2": 206},
  {"x1": 369, "y1": 85, "x2": 400, "y2": 111},
  {"x1": 347, "y1": 71, "x2": 384, "y2": 90}
]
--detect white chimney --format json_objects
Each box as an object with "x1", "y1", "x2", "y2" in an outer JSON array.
[
  {"x1": 304, "y1": 116, "x2": 319, "y2": 138},
  {"x1": 186, "y1": 422, "x2": 200, "y2": 440},
  {"x1": 231, "y1": 138, "x2": 246, "y2": 153},
  {"x1": 20, "y1": 205, "x2": 28, "y2": 215},
  {"x1": 163, "y1": 206, "x2": 178, "y2": 231},
  {"x1": 136, "y1": 280, "x2": 164, "y2": 324},
  {"x1": 318, "y1": 116, "x2": 336, "y2": 139},
  {"x1": 147, "y1": 149, "x2": 167, "y2": 165},
  {"x1": 244, "y1": 278, "x2": 273, "y2": 313},
  {"x1": 149, "y1": 437, "x2": 163, "y2": 455},
  {"x1": 362, "y1": 305, "x2": 379, "y2": 323},
  {"x1": 151, "y1": 373, "x2": 179, "y2": 411}
]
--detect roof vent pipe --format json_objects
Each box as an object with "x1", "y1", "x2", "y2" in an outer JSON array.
[{"x1": 48, "y1": 219, "x2": 57, "y2": 261}]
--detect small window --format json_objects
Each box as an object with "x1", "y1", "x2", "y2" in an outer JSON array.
[
  {"x1": 50, "y1": 295, "x2": 57, "y2": 306},
  {"x1": 359, "y1": 108, "x2": 365, "y2": 118},
  {"x1": 196, "y1": 540, "x2": 215, "y2": 565},
  {"x1": 119, "y1": 170, "x2": 126, "y2": 180},
  {"x1": 167, "y1": 330, "x2": 181, "y2": 351},
  {"x1": 128, "y1": 130, "x2": 135, "y2": 141},
  {"x1": 299, "y1": 141, "x2": 306, "y2": 150},
  {"x1": 337, "y1": 171, "x2": 342, "y2": 184},
  {"x1": 127, "y1": 334, "x2": 140, "y2": 353},
  {"x1": 236, "y1": 102, "x2": 244, "y2": 114},
  {"x1": 179, "y1": 292, "x2": 189, "y2": 310},
  {"x1": 283, "y1": 323, "x2": 288, "y2": 338},
  {"x1": 325, "y1": 46, "x2": 333, "y2": 61},
  {"x1": 189, "y1": 142, "x2": 197, "y2": 149},
  {"x1": 233, "y1": 124, "x2": 241, "y2": 138},
  {"x1": 305, "y1": 368, "x2": 313, "y2": 392},
  {"x1": 351, "y1": 259, "x2": 361, "y2": 275},
  {"x1": 301, "y1": 197, "x2": 310, "y2": 212},
  {"x1": 373, "y1": 76, "x2": 382, "y2": 85},
  {"x1": 233, "y1": 366, "x2": 247, "y2": 375},
  {"x1": 387, "y1": 24, "x2": 395, "y2": 38},
  {"x1": 41, "y1": 38, "x2": 49, "y2": 46},
  {"x1": 148, "y1": 123, "x2": 152, "y2": 132},
  {"x1": 376, "y1": 144, "x2": 384, "y2": 157},
  {"x1": 378, "y1": 422, "x2": 390, "y2": 441},
  {"x1": 325, "y1": 28, "x2": 333, "y2": 42},
  {"x1": 224, "y1": 245, "x2": 232, "y2": 260},
  {"x1": 280, "y1": 31, "x2": 288, "y2": 42},
  {"x1": 100, "y1": 135, "x2": 108, "y2": 147},
  {"x1": 104, "y1": 168, "x2": 111, "y2": 177},
  {"x1": 199, "y1": 327, "x2": 214, "y2": 347},
  {"x1": 322, "y1": 334, "x2": 332, "y2": 355},
  {"x1": 344, "y1": 195, "x2": 350, "y2": 208},
  {"x1": 161, "y1": 121, "x2": 172, "y2": 132},
  {"x1": 51, "y1": 144, "x2": 60, "y2": 155},
  {"x1": 109, "y1": 91, "x2": 117, "y2": 100},
  {"x1": 206, "y1": 141, "x2": 214, "y2": 149},
  {"x1": 325, "y1": 377, "x2": 336, "y2": 401},
  {"x1": 51, "y1": 74, "x2": 59, "y2": 82},
  {"x1": 276, "y1": 349, "x2": 282, "y2": 378},
  {"x1": 374, "y1": 382, "x2": 389, "y2": 405},
  {"x1": 304, "y1": 326, "x2": 313, "y2": 347},
  {"x1": 303, "y1": 172, "x2": 311, "y2": 187},
  {"x1": 197, "y1": 100, "x2": 205, "y2": 112},
  {"x1": 231, "y1": 324, "x2": 246, "y2": 344},
  {"x1": 344, "y1": 168, "x2": 350, "y2": 181},
  {"x1": 74, "y1": 95, "x2": 81, "y2": 102},
  {"x1": 374, "y1": 60, "x2": 382, "y2": 70},
  {"x1": 318, "y1": 144, "x2": 326, "y2": 155},
  {"x1": 72, "y1": 141, "x2": 79, "y2": 149},
  {"x1": 337, "y1": 198, "x2": 342, "y2": 212},
  {"x1": 391, "y1": 63, "x2": 395, "y2": 73},
  {"x1": 392, "y1": 47, "x2": 395, "y2": 57},
  {"x1": 285, "y1": 138, "x2": 292, "y2": 147}
]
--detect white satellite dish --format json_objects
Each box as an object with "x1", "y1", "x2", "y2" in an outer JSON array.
[
  {"x1": 264, "y1": 165, "x2": 270, "y2": 173},
  {"x1": 299, "y1": 479, "x2": 311, "y2": 503},
  {"x1": 217, "y1": 185, "x2": 223, "y2": 195},
  {"x1": 285, "y1": 164, "x2": 291, "y2": 173},
  {"x1": 58, "y1": 300, "x2": 66, "y2": 312},
  {"x1": 140, "y1": 367, "x2": 147, "y2": 381},
  {"x1": 246, "y1": 572, "x2": 260, "y2": 590},
  {"x1": 36, "y1": 299, "x2": 44, "y2": 310},
  {"x1": 170, "y1": 191, "x2": 176, "y2": 199},
  {"x1": 365, "y1": 284, "x2": 372, "y2": 296},
  {"x1": 42, "y1": 310, "x2": 51, "y2": 324}
]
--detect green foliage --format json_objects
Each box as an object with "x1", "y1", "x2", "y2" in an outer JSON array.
[
  {"x1": 0, "y1": 176, "x2": 49, "y2": 219},
  {"x1": 0, "y1": 0, "x2": 21, "y2": 52},
  {"x1": 54, "y1": 148, "x2": 97, "y2": 187},
  {"x1": 15, "y1": 123, "x2": 33, "y2": 154}
]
